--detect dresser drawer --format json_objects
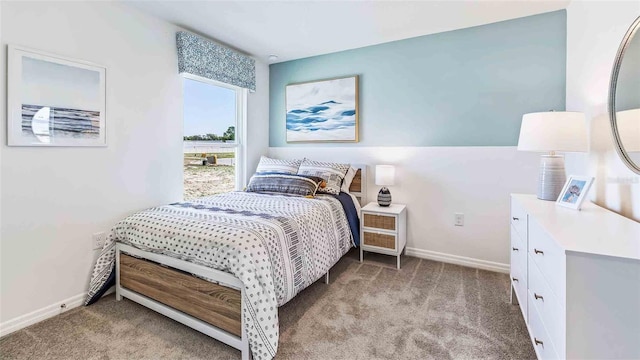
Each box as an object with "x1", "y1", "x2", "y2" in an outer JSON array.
[
  {"x1": 362, "y1": 231, "x2": 396, "y2": 250},
  {"x1": 528, "y1": 292, "x2": 560, "y2": 360},
  {"x1": 528, "y1": 218, "x2": 566, "y2": 304},
  {"x1": 363, "y1": 213, "x2": 396, "y2": 232},
  {"x1": 511, "y1": 257, "x2": 528, "y2": 318},
  {"x1": 510, "y1": 198, "x2": 528, "y2": 239},
  {"x1": 528, "y1": 255, "x2": 565, "y2": 355},
  {"x1": 510, "y1": 225, "x2": 527, "y2": 271}
]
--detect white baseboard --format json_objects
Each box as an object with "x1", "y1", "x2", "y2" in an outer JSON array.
[
  {"x1": 0, "y1": 292, "x2": 86, "y2": 338},
  {"x1": 405, "y1": 247, "x2": 509, "y2": 274}
]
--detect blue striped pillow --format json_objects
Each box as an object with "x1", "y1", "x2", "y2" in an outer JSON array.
[
  {"x1": 246, "y1": 173, "x2": 323, "y2": 197},
  {"x1": 255, "y1": 156, "x2": 303, "y2": 175}
]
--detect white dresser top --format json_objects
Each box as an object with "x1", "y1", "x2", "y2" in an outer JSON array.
[{"x1": 511, "y1": 194, "x2": 640, "y2": 261}]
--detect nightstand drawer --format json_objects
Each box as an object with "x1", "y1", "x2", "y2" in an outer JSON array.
[
  {"x1": 362, "y1": 231, "x2": 396, "y2": 250},
  {"x1": 363, "y1": 213, "x2": 396, "y2": 231}
]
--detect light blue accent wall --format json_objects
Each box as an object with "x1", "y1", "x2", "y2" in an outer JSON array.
[{"x1": 269, "y1": 10, "x2": 566, "y2": 147}]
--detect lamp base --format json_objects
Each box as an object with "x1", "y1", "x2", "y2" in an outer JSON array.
[
  {"x1": 377, "y1": 187, "x2": 392, "y2": 206},
  {"x1": 537, "y1": 155, "x2": 566, "y2": 201}
]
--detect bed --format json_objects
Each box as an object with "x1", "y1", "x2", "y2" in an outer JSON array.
[{"x1": 85, "y1": 165, "x2": 367, "y2": 360}]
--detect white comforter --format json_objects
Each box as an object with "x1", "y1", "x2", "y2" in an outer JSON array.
[{"x1": 86, "y1": 191, "x2": 354, "y2": 360}]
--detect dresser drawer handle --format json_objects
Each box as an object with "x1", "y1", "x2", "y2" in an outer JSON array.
[
  {"x1": 512, "y1": 277, "x2": 519, "y2": 282},
  {"x1": 512, "y1": 247, "x2": 519, "y2": 251},
  {"x1": 534, "y1": 338, "x2": 544, "y2": 346},
  {"x1": 512, "y1": 217, "x2": 519, "y2": 221},
  {"x1": 534, "y1": 248, "x2": 544, "y2": 255},
  {"x1": 534, "y1": 293, "x2": 544, "y2": 301}
]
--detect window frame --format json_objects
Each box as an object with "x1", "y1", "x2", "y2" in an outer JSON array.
[{"x1": 182, "y1": 73, "x2": 248, "y2": 194}]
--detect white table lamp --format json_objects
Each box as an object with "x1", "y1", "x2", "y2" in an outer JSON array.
[
  {"x1": 375, "y1": 165, "x2": 395, "y2": 206},
  {"x1": 518, "y1": 111, "x2": 588, "y2": 200}
]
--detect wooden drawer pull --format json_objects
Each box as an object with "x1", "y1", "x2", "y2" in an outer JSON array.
[
  {"x1": 534, "y1": 338, "x2": 544, "y2": 346},
  {"x1": 534, "y1": 248, "x2": 544, "y2": 255},
  {"x1": 534, "y1": 293, "x2": 544, "y2": 301},
  {"x1": 512, "y1": 247, "x2": 519, "y2": 251},
  {"x1": 512, "y1": 217, "x2": 520, "y2": 221},
  {"x1": 512, "y1": 277, "x2": 519, "y2": 282}
]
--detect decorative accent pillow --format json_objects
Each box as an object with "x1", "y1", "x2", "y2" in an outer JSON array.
[
  {"x1": 297, "y1": 159, "x2": 350, "y2": 195},
  {"x1": 246, "y1": 173, "x2": 323, "y2": 197},
  {"x1": 341, "y1": 166, "x2": 357, "y2": 193},
  {"x1": 255, "y1": 156, "x2": 303, "y2": 175}
]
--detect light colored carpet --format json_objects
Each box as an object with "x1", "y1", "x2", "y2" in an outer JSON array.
[{"x1": 0, "y1": 251, "x2": 535, "y2": 359}]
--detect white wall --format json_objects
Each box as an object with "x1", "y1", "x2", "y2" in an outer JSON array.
[
  {"x1": 246, "y1": 61, "x2": 270, "y2": 182},
  {"x1": 0, "y1": 1, "x2": 269, "y2": 331},
  {"x1": 565, "y1": 0, "x2": 640, "y2": 222},
  {"x1": 269, "y1": 147, "x2": 540, "y2": 270}
]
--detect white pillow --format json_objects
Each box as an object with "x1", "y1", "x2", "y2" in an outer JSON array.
[
  {"x1": 341, "y1": 166, "x2": 357, "y2": 193},
  {"x1": 255, "y1": 156, "x2": 303, "y2": 175}
]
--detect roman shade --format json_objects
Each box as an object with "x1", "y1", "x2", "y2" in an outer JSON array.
[{"x1": 176, "y1": 31, "x2": 256, "y2": 91}]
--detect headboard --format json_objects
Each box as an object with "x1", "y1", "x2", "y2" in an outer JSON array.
[{"x1": 348, "y1": 164, "x2": 367, "y2": 205}]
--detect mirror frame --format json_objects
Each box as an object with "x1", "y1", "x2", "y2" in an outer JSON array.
[{"x1": 609, "y1": 16, "x2": 640, "y2": 175}]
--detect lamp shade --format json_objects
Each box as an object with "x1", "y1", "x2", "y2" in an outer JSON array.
[
  {"x1": 375, "y1": 165, "x2": 395, "y2": 186},
  {"x1": 517, "y1": 112, "x2": 588, "y2": 152},
  {"x1": 617, "y1": 109, "x2": 640, "y2": 152}
]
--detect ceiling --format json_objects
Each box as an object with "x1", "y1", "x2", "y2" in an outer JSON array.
[{"x1": 123, "y1": 0, "x2": 570, "y2": 64}]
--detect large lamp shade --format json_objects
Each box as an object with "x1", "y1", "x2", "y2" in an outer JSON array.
[
  {"x1": 517, "y1": 112, "x2": 588, "y2": 152},
  {"x1": 517, "y1": 111, "x2": 588, "y2": 201}
]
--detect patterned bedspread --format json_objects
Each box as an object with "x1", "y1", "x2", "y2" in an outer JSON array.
[{"x1": 85, "y1": 191, "x2": 355, "y2": 360}]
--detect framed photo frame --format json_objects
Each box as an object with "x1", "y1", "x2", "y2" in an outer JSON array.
[
  {"x1": 556, "y1": 175, "x2": 595, "y2": 210},
  {"x1": 7, "y1": 45, "x2": 107, "y2": 146},
  {"x1": 285, "y1": 75, "x2": 359, "y2": 143}
]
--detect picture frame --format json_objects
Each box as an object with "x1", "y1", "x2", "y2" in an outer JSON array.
[
  {"x1": 7, "y1": 45, "x2": 107, "y2": 146},
  {"x1": 556, "y1": 175, "x2": 595, "y2": 210},
  {"x1": 285, "y1": 75, "x2": 359, "y2": 143}
]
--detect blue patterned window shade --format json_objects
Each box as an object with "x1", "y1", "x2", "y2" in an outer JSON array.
[{"x1": 176, "y1": 31, "x2": 256, "y2": 91}]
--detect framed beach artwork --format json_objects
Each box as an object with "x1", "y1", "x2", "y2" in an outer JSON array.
[
  {"x1": 7, "y1": 45, "x2": 107, "y2": 146},
  {"x1": 285, "y1": 75, "x2": 359, "y2": 143},
  {"x1": 556, "y1": 175, "x2": 595, "y2": 210}
]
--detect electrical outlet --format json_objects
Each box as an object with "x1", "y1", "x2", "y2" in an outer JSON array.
[
  {"x1": 454, "y1": 213, "x2": 464, "y2": 226},
  {"x1": 92, "y1": 232, "x2": 107, "y2": 250}
]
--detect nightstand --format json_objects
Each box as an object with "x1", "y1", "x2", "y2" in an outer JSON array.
[{"x1": 360, "y1": 202, "x2": 407, "y2": 269}]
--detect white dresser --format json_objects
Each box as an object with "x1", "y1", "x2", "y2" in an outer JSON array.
[{"x1": 510, "y1": 194, "x2": 640, "y2": 360}]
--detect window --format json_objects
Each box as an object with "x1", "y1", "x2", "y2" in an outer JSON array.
[{"x1": 182, "y1": 75, "x2": 246, "y2": 200}]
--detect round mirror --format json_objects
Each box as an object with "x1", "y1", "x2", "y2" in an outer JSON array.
[{"x1": 609, "y1": 16, "x2": 640, "y2": 174}]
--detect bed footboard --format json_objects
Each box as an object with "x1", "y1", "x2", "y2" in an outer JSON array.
[
  {"x1": 115, "y1": 243, "x2": 250, "y2": 359},
  {"x1": 119, "y1": 253, "x2": 242, "y2": 336}
]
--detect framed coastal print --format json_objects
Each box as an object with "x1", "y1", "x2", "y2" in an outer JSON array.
[
  {"x1": 285, "y1": 75, "x2": 359, "y2": 143},
  {"x1": 556, "y1": 175, "x2": 594, "y2": 210},
  {"x1": 7, "y1": 45, "x2": 107, "y2": 146}
]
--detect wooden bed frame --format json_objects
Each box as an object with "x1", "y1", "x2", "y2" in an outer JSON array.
[{"x1": 115, "y1": 165, "x2": 367, "y2": 360}]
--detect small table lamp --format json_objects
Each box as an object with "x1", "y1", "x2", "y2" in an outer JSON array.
[
  {"x1": 518, "y1": 111, "x2": 588, "y2": 200},
  {"x1": 375, "y1": 165, "x2": 395, "y2": 206}
]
